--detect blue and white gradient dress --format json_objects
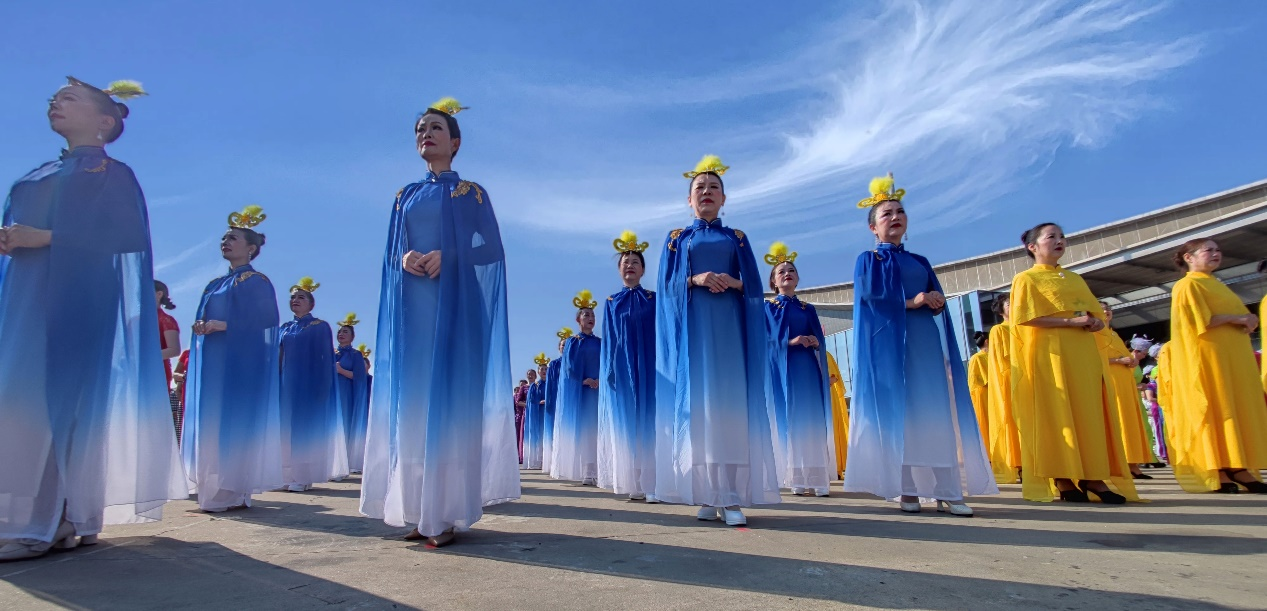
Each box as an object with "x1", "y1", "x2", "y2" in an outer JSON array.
[
  {"x1": 279, "y1": 314, "x2": 349, "y2": 488},
  {"x1": 183, "y1": 264, "x2": 283, "y2": 511},
  {"x1": 0, "y1": 146, "x2": 186, "y2": 544},
  {"x1": 523, "y1": 378, "x2": 546, "y2": 470},
  {"x1": 844, "y1": 242, "x2": 996, "y2": 501},
  {"x1": 597, "y1": 285, "x2": 657, "y2": 495},
  {"x1": 335, "y1": 345, "x2": 370, "y2": 472},
  {"x1": 360, "y1": 171, "x2": 519, "y2": 537},
  {"x1": 551, "y1": 332, "x2": 601, "y2": 481},
  {"x1": 654, "y1": 219, "x2": 780, "y2": 507},
  {"x1": 766, "y1": 294, "x2": 835, "y2": 493},
  {"x1": 541, "y1": 356, "x2": 563, "y2": 475}
]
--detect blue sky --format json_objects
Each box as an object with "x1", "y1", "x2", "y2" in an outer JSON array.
[{"x1": 3, "y1": 1, "x2": 1266, "y2": 378}]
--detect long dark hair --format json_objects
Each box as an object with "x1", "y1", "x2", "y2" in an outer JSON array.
[{"x1": 154, "y1": 280, "x2": 175, "y2": 310}]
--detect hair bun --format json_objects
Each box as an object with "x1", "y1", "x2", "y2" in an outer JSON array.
[{"x1": 116, "y1": 102, "x2": 130, "y2": 119}]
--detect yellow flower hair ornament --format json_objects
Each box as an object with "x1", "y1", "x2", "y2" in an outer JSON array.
[
  {"x1": 857, "y1": 173, "x2": 906, "y2": 209},
  {"x1": 228, "y1": 205, "x2": 266, "y2": 229},
  {"x1": 337, "y1": 312, "x2": 360, "y2": 327},
  {"x1": 572, "y1": 289, "x2": 598, "y2": 310},
  {"x1": 66, "y1": 76, "x2": 149, "y2": 101},
  {"x1": 429, "y1": 97, "x2": 469, "y2": 116},
  {"x1": 683, "y1": 154, "x2": 730, "y2": 179},
  {"x1": 764, "y1": 242, "x2": 798, "y2": 267},
  {"x1": 357, "y1": 343, "x2": 372, "y2": 359},
  {"x1": 557, "y1": 326, "x2": 574, "y2": 340},
  {"x1": 290, "y1": 276, "x2": 320, "y2": 294},
  {"x1": 533, "y1": 352, "x2": 550, "y2": 366},
  {"x1": 613, "y1": 230, "x2": 649, "y2": 254}
]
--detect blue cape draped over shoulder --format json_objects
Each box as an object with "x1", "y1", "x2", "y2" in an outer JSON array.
[
  {"x1": 523, "y1": 379, "x2": 545, "y2": 469},
  {"x1": 279, "y1": 315, "x2": 348, "y2": 486},
  {"x1": 335, "y1": 345, "x2": 370, "y2": 472},
  {"x1": 360, "y1": 171, "x2": 518, "y2": 533},
  {"x1": 597, "y1": 285, "x2": 657, "y2": 494},
  {"x1": 183, "y1": 263, "x2": 283, "y2": 510},
  {"x1": 542, "y1": 356, "x2": 563, "y2": 474},
  {"x1": 0, "y1": 147, "x2": 186, "y2": 541},
  {"x1": 552, "y1": 332, "x2": 601, "y2": 481},
  {"x1": 843, "y1": 244, "x2": 996, "y2": 499},
  {"x1": 766, "y1": 294, "x2": 836, "y2": 489},
  {"x1": 653, "y1": 219, "x2": 780, "y2": 506}
]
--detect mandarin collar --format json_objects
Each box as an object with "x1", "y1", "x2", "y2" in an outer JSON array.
[
  {"x1": 424, "y1": 170, "x2": 460, "y2": 184},
  {"x1": 691, "y1": 217, "x2": 724, "y2": 230}
]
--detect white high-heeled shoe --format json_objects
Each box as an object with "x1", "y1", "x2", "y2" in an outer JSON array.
[
  {"x1": 722, "y1": 507, "x2": 747, "y2": 526},
  {"x1": 899, "y1": 501, "x2": 921, "y2": 513},
  {"x1": 936, "y1": 500, "x2": 974, "y2": 517}
]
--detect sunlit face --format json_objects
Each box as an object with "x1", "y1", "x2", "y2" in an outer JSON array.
[
  {"x1": 774, "y1": 262, "x2": 799, "y2": 292},
  {"x1": 416, "y1": 113, "x2": 460, "y2": 162},
  {"x1": 538, "y1": 364, "x2": 548, "y2": 379},
  {"x1": 527, "y1": 370, "x2": 537, "y2": 384},
  {"x1": 869, "y1": 201, "x2": 907, "y2": 243},
  {"x1": 1184, "y1": 240, "x2": 1222, "y2": 272},
  {"x1": 220, "y1": 229, "x2": 255, "y2": 262},
  {"x1": 289, "y1": 290, "x2": 313, "y2": 317},
  {"x1": 1027, "y1": 224, "x2": 1066, "y2": 261},
  {"x1": 48, "y1": 85, "x2": 114, "y2": 142},
  {"x1": 688, "y1": 174, "x2": 726, "y2": 219},
  {"x1": 336, "y1": 326, "x2": 354, "y2": 346},
  {"x1": 619, "y1": 253, "x2": 645, "y2": 285},
  {"x1": 558, "y1": 338, "x2": 567, "y2": 353},
  {"x1": 1003, "y1": 298, "x2": 1011, "y2": 320},
  {"x1": 576, "y1": 308, "x2": 595, "y2": 332},
  {"x1": 1102, "y1": 304, "x2": 1114, "y2": 324}
]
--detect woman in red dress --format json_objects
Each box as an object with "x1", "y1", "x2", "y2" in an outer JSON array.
[{"x1": 155, "y1": 281, "x2": 182, "y2": 437}]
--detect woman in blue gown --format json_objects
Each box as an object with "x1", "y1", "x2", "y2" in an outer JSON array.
[
  {"x1": 844, "y1": 175, "x2": 996, "y2": 516},
  {"x1": 523, "y1": 355, "x2": 549, "y2": 470},
  {"x1": 359, "y1": 98, "x2": 518, "y2": 548},
  {"x1": 183, "y1": 205, "x2": 284, "y2": 512},
  {"x1": 541, "y1": 330, "x2": 569, "y2": 476},
  {"x1": 597, "y1": 231, "x2": 658, "y2": 501},
  {"x1": 654, "y1": 155, "x2": 779, "y2": 527},
  {"x1": 764, "y1": 242, "x2": 835, "y2": 497},
  {"x1": 0, "y1": 77, "x2": 185, "y2": 561},
  {"x1": 552, "y1": 291, "x2": 603, "y2": 485},
  {"x1": 278, "y1": 278, "x2": 349, "y2": 492},
  {"x1": 334, "y1": 314, "x2": 370, "y2": 474}
]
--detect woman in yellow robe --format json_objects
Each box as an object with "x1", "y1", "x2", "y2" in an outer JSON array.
[
  {"x1": 1009, "y1": 223, "x2": 1139, "y2": 504},
  {"x1": 986, "y1": 296, "x2": 1022, "y2": 484},
  {"x1": 1095, "y1": 302, "x2": 1156, "y2": 477},
  {"x1": 826, "y1": 352, "x2": 849, "y2": 479},
  {"x1": 967, "y1": 333, "x2": 990, "y2": 445},
  {"x1": 1167, "y1": 239, "x2": 1267, "y2": 494}
]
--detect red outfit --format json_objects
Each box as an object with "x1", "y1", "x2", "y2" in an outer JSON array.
[{"x1": 157, "y1": 308, "x2": 179, "y2": 387}]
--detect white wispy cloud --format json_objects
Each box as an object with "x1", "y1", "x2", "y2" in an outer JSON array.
[
  {"x1": 154, "y1": 236, "x2": 217, "y2": 273},
  {"x1": 495, "y1": 0, "x2": 1201, "y2": 241}
]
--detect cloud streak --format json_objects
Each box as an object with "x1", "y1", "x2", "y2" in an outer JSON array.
[{"x1": 496, "y1": 0, "x2": 1201, "y2": 242}]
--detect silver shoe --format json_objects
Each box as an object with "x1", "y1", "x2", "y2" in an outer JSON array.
[
  {"x1": 899, "y1": 501, "x2": 921, "y2": 513},
  {"x1": 723, "y1": 507, "x2": 747, "y2": 526},
  {"x1": 936, "y1": 500, "x2": 974, "y2": 517},
  {"x1": 696, "y1": 506, "x2": 720, "y2": 521}
]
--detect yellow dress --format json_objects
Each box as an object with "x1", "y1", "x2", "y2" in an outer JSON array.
[
  {"x1": 827, "y1": 353, "x2": 849, "y2": 479},
  {"x1": 967, "y1": 351, "x2": 990, "y2": 444},
  {"x1": 1009, "y1": 264, "x2": 1139, "y2": 502},
  {"x1": 1166, "y1": 272, "x2": 1267, "y2": 493},
  {"x1": 986, "y1": 322, "x2": 1022, "y2": 483},
  {"x1": 1261, "y1": 297, "x2": 1266, "y2": 395},
  {"x1": 1095, "y1": 327, "x2": 1155, "y2": 464}
]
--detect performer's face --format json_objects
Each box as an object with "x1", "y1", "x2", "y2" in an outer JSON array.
[
  {"x1": 416, "y1": 113, "x2": 460, "y2": 161},
  {"x1": 774, "y1": 262, "x2": 799, "y2": 292},
  {"x1": 289, "y1": 291, "x2": 314, "y2": 317},
  {"x1": 558, "y1": 338, "x2": 567, "y2": 353},
  {"x1": 1183, "y1": 240, "x2": 1222, "y2": 273},
  {"x1": 48, "y1": 85, "x2": 114, "y2": 142},
  {"x1": 688, "y1": 174, "x2": 725, "y2": 220},
  {"x1": 576, "y1": 308, "x2": 595, "y2": 332},
  {"x1": 527, "y1": 370, "x2": 537, "y2": 383},
  {"x1": 619, "y1": 252, "x2": 645, "y2": 286},
  {"x1": 221, "y1": 229, "x2": 255, "y2": 263},
  {"x1": 337, "y1": 327, "x2": 354, "y2": 346},
  {"x1": 869, "y1": 201, "x2": 906, "y2": 244},
  {"x1": 538, "y1": 364, "x2": 548, "y2": 378},
  {"x1": 1026, "y1": 224, "x2": 1066, "y2": 262}
]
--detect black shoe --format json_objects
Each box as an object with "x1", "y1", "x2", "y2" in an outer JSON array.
[
  {"x1": 1058, "y1": 488, "x2": 1088, "y2": 503},
  {"x1": 1231, "y1": 476, "x2": 1267, "y2": 494},
  {"x1": 1216, "y1": 483, "x2": 1240, "y2": 494},
  {"x1": 1151, "y1": 463, "x2": 1167, "y2": 469},
  {"x1": 1132, "y1": 472, "x2": 1154, "y2": 480},
  {"x1": 1078, "y1": 481, "x2": 1126, "y2": 505}
]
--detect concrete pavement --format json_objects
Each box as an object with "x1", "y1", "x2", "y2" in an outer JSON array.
[{"x1": 1, "y1": 469, "x2": 1265, "y2": 610}]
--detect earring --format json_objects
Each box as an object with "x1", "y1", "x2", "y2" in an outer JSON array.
[{"x1": 96, "y1": 131, "x2": 103, "y2": 142}]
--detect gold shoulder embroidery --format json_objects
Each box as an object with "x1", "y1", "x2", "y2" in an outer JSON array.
[
  {"x1": 667, "y1": 228, "x2": 683, "y2": 252},
  {"x1": 234, "y1": 271, "x2": 266, "y2": 286},
  {"x1": 395, "y1": 188, "x2": 405, "y2": 211},
  {"x1": 767, "y1": 297, "x2": 779, "y2": 305},
  {"x1": 645, "y1": 290, "x2": 655, "y2": 299},
  {"x1": 453, "y1": 181, "x2": 485, "y2": 204},
  {"x1": 84, "y1": 159, "x2": 110, "y2": 173},
  {"x1": 607, "y1": 296, "x2": 614, "y2": 301},
  {"x1": 733, "y1": 229, "x2": 746, "y2": 248}
]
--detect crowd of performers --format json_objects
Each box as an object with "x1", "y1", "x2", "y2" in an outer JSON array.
[{"x1": 1, "y1": 79, "x2": 1265, "y2": 563}]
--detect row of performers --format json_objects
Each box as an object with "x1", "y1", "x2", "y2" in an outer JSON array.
[{"x1": 522, "y1": 167, "x2": 1267, "y2": 526}]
